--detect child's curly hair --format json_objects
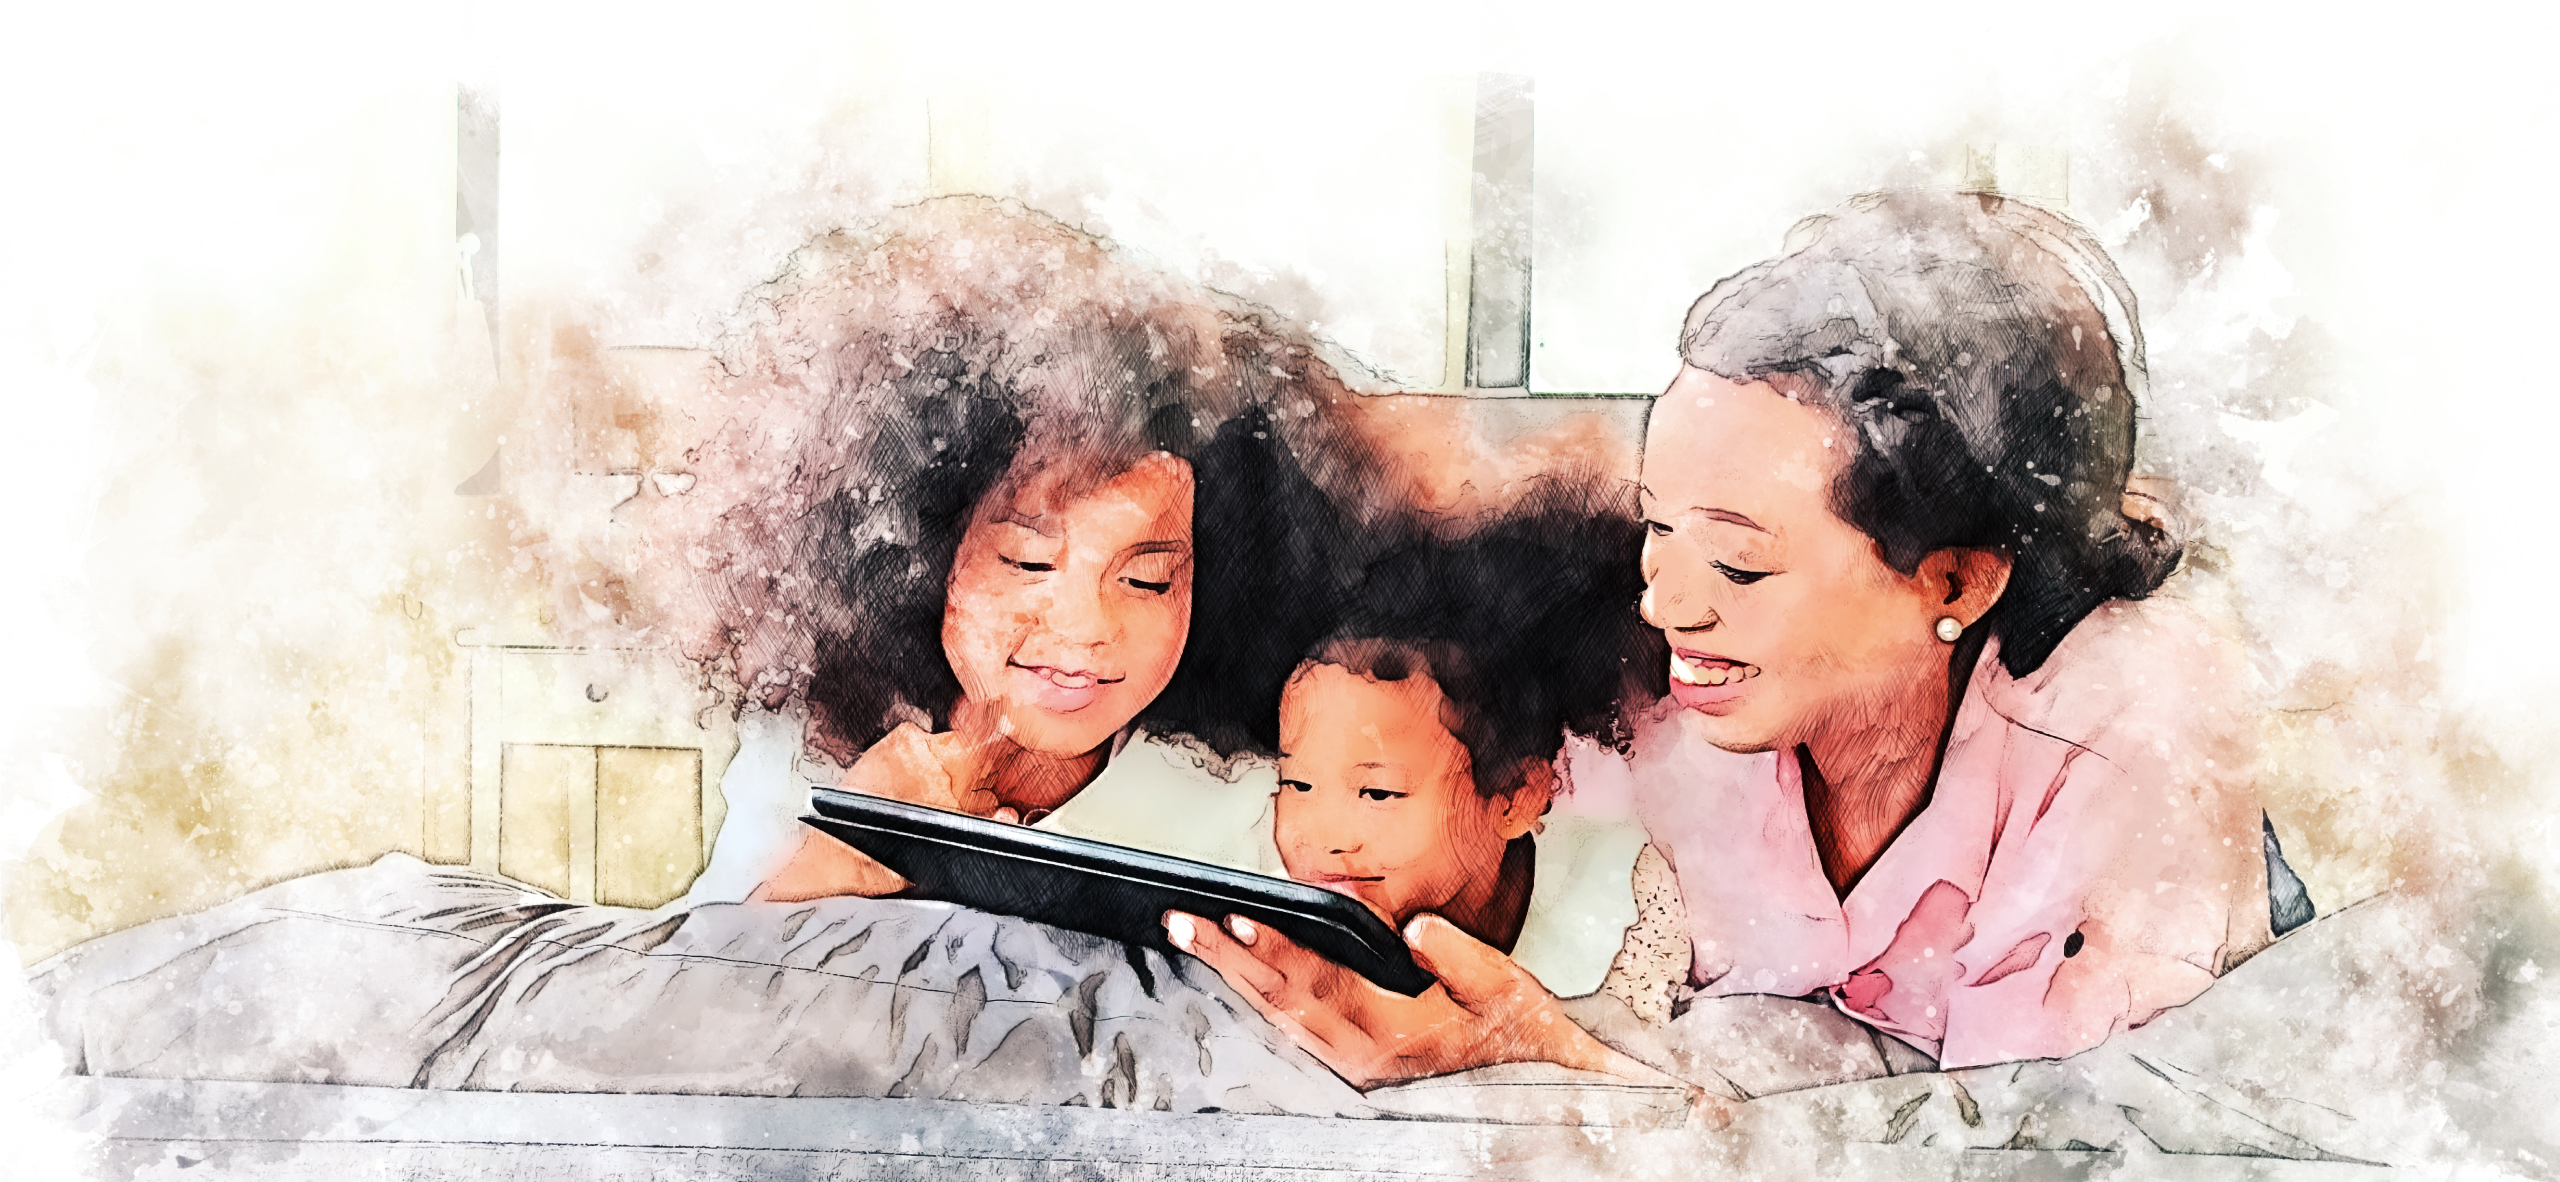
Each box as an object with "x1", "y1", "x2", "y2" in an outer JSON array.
[
  {"x1": 620, "y1": 197, "x2": 1403, "y2": 764},
  {"x1": 1309, "y1": 479, "x2": 1665, "y2": 796}
]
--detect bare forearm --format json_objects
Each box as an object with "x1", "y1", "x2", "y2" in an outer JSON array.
[{"x1": 753, "y1": 829, "x2": 910, "y2": 901}]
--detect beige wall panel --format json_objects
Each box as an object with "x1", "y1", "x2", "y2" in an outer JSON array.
[
  {"x1": 596, "y1": 747, "x2": 703, "y2": 908},
  {"x1": 499, "y1": 744, "x2": 592, "y2": 899}
]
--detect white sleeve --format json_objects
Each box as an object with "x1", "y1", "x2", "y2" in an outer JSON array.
[
  {"x1": 680, "y1": 708, "x2": 820, "y2": 906},
  {"x1": 1508, "y1": 737, "x2": 1648, "y2": 998},
  {"x1": 1034, "y1": 734, "x2": 1282, "y2": 875}
]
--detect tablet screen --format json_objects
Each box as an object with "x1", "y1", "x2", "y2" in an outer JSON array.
[{"x1": 803, "y1": 789, "x2": 1435, "y2": 996}]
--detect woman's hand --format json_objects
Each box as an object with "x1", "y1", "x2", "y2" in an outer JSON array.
[{"x1": 1163, "y1": 908, "x2": 1671, "y2": 1091}]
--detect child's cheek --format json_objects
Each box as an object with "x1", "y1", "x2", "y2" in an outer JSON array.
[
  {"x1": 1360, "y1": 872, "x2": 1415, "y2": 927},
  {"x1": 1268, "y1": 813, "x2": 1303, "y2": 878},
  {"x1": 1427, "y1": 839, "x2": 1489, "y2": 912},
  {"x1": 1274, "y1": 835, "x2": 1311, "y2": 884},
  {"x1": 1270, "y1": 804, "x2": 1330, "y2": 886}
]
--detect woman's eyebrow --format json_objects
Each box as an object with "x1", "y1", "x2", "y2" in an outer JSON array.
[
  {"x1": 1695, "y1": 508, "x2": 1770, "y2": 533},
  {"x1": 1120, "y1": 539, "x2": 1191, "y2": 557},
  {"x1": 1637, "y1": 486, "x2": 1770, "y2": 533}
]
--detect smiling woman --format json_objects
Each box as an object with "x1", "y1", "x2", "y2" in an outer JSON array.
[
  {"x1": 1622, "y1": 192, "x2": 2274, "y2": 1069},
  {"x1": 1637, "y1": 376, "x2": 2019, "y2": 894}
]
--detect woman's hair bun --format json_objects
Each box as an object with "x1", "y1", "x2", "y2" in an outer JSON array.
[{"x1": 1679, "y1": 189, "x2": 2178, "y2": 677}]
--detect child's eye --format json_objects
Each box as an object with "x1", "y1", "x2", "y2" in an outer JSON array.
[
  {"x1": 1357, "y1": 787, "x2": 1406, "y2": 802},
  {"x1": 1712, "y1": 561, "x2": 1770, "y2": 586},
  {"x1": 1281, "y1": 780, "x2": 1313, "y2": 794},
  {"x1": 1122, "y1": 577, "x2": 1172, "y2": 594},
  {"x1": 1642, "y1": 518, "x2": 1673, "y2": 537},
  {"x1": 1000, "y1": 555, "x2": 1057, "y2": 573}
]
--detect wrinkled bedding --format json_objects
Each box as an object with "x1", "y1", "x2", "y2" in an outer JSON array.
[
  {"x1": 32, "y1": 852, "x2": 2435, "y2": 1164},
  {"x1": 34, "y1": 854, "x2": 1370, "y2": 1115}
]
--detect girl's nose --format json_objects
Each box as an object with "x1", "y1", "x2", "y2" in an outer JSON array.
[{"x1": 1039, "y1": 571, "x2": 1116, "y2": 647}]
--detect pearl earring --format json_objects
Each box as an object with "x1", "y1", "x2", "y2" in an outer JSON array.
[{"x1": 1935, "y1": 617, "x2": 1963, "y2": 643}]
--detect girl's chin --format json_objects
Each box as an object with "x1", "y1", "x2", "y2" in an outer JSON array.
[{"x1": 996, "y1": 711, "x2": 1122, "y2": 759}]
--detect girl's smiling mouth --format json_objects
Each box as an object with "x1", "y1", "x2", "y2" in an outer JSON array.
[{"x1": 1008, "y1": 662, "x2": 1124, "y2": 712}]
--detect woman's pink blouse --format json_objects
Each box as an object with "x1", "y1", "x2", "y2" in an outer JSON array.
[{"x1": 1626, "y1": 595, "x2": 2274, "y2": 1068}]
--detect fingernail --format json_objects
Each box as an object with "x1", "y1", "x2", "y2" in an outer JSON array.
[
  {"x1": 1166, "y1": 914, "x2": 1194, "y2": 951},
  {"x1": 1226, "y1": 916, "x2": 1257, "y2": 945},
  {"x1": 1403, "y1": 917, "x2": 1427, "y2": 944}
]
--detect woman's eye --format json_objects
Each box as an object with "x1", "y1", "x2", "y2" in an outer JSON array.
[
  {"x1": 1122, "y1": 576, "x2": 1173, "y2": 594},
  {"x1": 1643, "y1": 518, "x2": 1673, "y2": 537},
  {"x1": 1712, "y1": 561, "x2": 1771, "y2": 586},
  {"x1": 999, "y1": 555, "x2": 1057, "y2": 573},
  {"x1": 1357, "y1": 787, "x2": 1407, "y2": 802},
  {"x1": 1282, "y1": 780, "x2": 1313, "y2": 794}
]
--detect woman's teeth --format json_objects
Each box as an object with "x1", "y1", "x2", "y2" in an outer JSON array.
[{"x1": 1670, "y1": 653, "x2": 1761, "y2": 687}]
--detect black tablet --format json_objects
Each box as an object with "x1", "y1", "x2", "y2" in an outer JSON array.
[{"x1": 802, "y1": 788, "x2": 1436, "y2": 996}]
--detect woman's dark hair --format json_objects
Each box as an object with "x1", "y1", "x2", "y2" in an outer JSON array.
[
  {"x1": 1307, "y1": 482, "x2": 1665, "y2": 797},
  {"x1": 1678, "y1": 189, "x2": 2180, "y2": 676},
  {"x1": 661, "y1": 197, "x2": 1389, "y2": 764}
]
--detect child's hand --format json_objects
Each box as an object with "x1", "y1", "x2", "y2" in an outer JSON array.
[
  {"x1": 753, "y1": 829, "x2": 911, "y2": 901},
  {"x1": 1163, "y1": 908, "x2": 1662, "y2": 1091},
  {"x1": 754, "y1": 725, "x2": 973, "y2": 902},
  {"x1": 753, "y1": 724, "x2": 1051, "y2": 902},
  {"x1": 845, "y1": 723, "x2": 1003, "y2": 816}
]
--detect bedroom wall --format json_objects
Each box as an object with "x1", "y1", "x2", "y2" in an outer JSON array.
[
  {"x1": 0, "y1": 85, "x2": 762, "y2": 960},
  {"x1": 3, "y1": 80, "x2": 494, "y2": 960}
]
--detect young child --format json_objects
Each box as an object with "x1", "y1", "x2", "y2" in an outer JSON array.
[{"x1": 1269, "y1": 523, "x2": 1663, "y2": 998}]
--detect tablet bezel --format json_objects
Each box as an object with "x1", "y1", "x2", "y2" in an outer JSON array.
[{"x1": 803, "y1": 788, "x2": 1436, "y2": 996}]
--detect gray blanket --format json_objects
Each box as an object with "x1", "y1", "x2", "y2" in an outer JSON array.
[
  {"x1": 33, "y1": 854, "x2": 1371, "y2": 1116},
  {"x1": 36, "y1": 853, "x2": 2481, "y2": 1167}
]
